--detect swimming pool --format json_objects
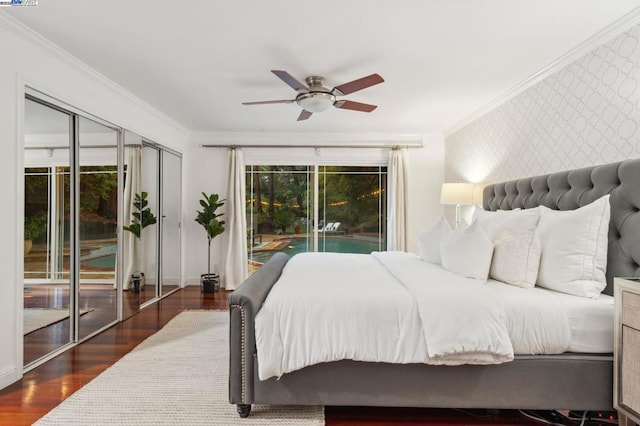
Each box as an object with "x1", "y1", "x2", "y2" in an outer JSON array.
[{"x1": 249, "y1": 236, "x2": 383, "y2": 264}]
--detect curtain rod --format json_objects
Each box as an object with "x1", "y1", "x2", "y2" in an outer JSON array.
[
  {"x1": 25, "y1": 144, "x2": 141, "y2": 150},
  {"x1": 201, "y1": 143, "x2": 423, "y2": 149}
]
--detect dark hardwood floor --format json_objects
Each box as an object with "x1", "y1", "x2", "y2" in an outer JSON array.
[{"x1": 0, "y1": 286, "x2": 613, "y2": 425}]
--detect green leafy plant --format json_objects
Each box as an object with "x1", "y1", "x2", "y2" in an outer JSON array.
[
  {"x1": 123, "y1": 192, "x2": 157, "y2": 239},
  {"x1": 273, "y1": 206, "x2": 295, "y2": 234},
  {"x1": 24, "y1": 214, "x2": 47, "y2": 241},
  {"x1": 195, "y1": 192, "x2": 226, "y2": 276}
]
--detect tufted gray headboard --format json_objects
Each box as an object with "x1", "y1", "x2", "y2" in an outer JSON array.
[{"x1": 483, "y1": 158, "x2": 640, "y2": 296}]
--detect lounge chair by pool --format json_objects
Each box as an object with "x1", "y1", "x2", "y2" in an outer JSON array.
[{"x1": 319, "y1": 222, "x2": 334, "y2": 232}]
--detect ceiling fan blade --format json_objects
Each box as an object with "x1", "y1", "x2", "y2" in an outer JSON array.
[
  {"x1": 242, "y1": 99, "x2": 294, "y2": 105},
  {"x1": 272, "y1": 70, "x2": 309, "y2": 92},
  {"x1": 297, "y1": 110, "x2": 313, "y2": 121},
  {"x1": 334, "y1": 100, "x2": 378, "y2": 113},
  {"x1": 332, "y1": 73, "x2": 384, "y2": 96}
]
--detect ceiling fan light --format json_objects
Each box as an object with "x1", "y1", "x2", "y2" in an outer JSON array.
[{"x1": 296, "y1": 92, "x2": 335, "y2": 113}]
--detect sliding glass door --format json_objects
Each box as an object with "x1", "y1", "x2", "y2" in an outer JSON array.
[
  {"x1": 318, "y1": 166, "x2": 386, "y2": 253},
  {"x1": 246, "y1": 165, "x2": 386, "y2": 273}
]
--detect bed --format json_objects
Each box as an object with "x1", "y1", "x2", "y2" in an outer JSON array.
[{"x1": 229, "y1": 158, "x2": 640, "y2": 418}]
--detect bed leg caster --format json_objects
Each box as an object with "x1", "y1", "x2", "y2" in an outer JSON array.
[{"x1": 237, "y1": 404, "x2": 252, "y2": 418}]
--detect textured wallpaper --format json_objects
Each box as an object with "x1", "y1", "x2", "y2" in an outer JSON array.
[{"x1": 445, "y1": 23, "x2": 640, "y2": 185}]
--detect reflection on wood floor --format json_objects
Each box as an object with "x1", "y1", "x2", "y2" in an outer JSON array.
[{"x1": 23, "y1": 283, "x2": 178, "y2": 365}]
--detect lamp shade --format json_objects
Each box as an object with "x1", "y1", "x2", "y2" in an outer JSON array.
[
  {"x1": 440, "y1": 183, "x2": 475, "y2": 205},
  {"x1": 472, "y1": 184, "x2": 486, "y2": 205}
]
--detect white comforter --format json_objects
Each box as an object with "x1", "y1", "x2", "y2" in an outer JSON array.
[{"x1": 255, "y1": 251, "x2": 571, "y2": 380}]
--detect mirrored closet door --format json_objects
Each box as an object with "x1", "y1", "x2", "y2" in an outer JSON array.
[
  {"x1": 23, "y1": 92, "x2": 182, "y2": 369},
  {"x1": 121, "y1": 141, "x2": 160, "y2": 312},
  {"x1": 121, "y1": 142, "x2": 182, "y2": 312},
  {"x1": 23, "y1": 98, "x2": 74, "y2": 366},
  {"x1": 77, "y1": 116, "x2": 119, "y2": 340},
  {"x1": 161, "y1": 150, "x2": 181, "y2": 296},
  {"x1": 23, "y1": 95, "x2": 122, "y2": 367}
]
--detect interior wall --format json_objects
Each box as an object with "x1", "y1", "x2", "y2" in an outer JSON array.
[
  {"x1": 0, "y1": 13, "x2": 189, "y2": 390},
  {"x1": 445, "y1": 23, "x2": 640, "y2": 185},
  {"x1": 406, "y1": 136, "x2": 445, "y2": 252},
  {"x1": 182, "y1": 134, "x2": 444, "y2": 287}
]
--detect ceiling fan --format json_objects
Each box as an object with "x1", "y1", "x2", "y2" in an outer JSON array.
[{"x1": 242, "y1": 70, "x2": 384, "y2": 121}]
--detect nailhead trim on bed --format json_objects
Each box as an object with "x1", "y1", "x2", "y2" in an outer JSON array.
[{"x1": 230, "y1": 304, "x2": 246, "y2": 403}]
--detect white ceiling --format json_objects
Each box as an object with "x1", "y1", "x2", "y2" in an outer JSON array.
[{"x1": 7, "y1": 1, "x2": 640, "y2": 136}]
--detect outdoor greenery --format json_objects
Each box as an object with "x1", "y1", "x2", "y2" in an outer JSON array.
[
  {"x1": 79, "y1": 166, "x2": 118, "y2": 216},
  {"x1": 195, "y1": 193, "x2": 226, "y2": 276},
  {"x1": 123, "y1": 192, "x2": 157, "y2": 239},
  {"x1": 246, "y1": 165, "x2": 386, "y2": 235},
  {"x1": 24, "y1": 214, "x2": 47, "y2": 241},
  {"x1": 319, "y1": 168, "x2": 385, "y2": 234},
  {"x1": 26, "y1": 166, "x2": 119, "y2": 230}
]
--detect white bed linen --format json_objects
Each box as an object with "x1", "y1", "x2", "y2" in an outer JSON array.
[
  {"x1": 371, "y1": 251, "x2": 513, "y2": 365},
  {"x1": 545, "y1": 287, "x2": 613, "y2": 353},
  {"x1": 484, "y1": 281, "x2": 614, "y2": 353},
  {"x1": 255, "y1": 251, "x2": 600, "y2": 380},
  {"x1": 483, "y1": 280, "x2": 571, "y2": 354},
  {"x1": 255, "y1": 252, "x2": 427, "y2": 380}
]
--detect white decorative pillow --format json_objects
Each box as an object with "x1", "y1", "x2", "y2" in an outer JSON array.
[
  {"x1": 536, "y1": 195, "x2": 610, "y2": 298},
  {"x1": 474, "y1": 207, "x2": 542, "y2": 288},
  {"x1": 417, "y1": 217, "x2": 452, "y2": 264},
  {"x1": 471, "y1": 206, "x2": 521, "y2": 223},
  {"x1": 440, "y1": 220, "x2": 494, "y2": 280}
]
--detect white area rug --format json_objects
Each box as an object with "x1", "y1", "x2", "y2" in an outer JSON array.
[
  {"x1": 24, "y1": 308, "x2": 93, "y2": 335},
  {"x1": 34, "y1": 310, "x2": 325, "y2": 425}
]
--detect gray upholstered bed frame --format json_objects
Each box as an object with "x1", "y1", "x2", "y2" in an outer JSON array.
[{"x1": 229, "y1": 158, "x2": 640, "y2": 418}]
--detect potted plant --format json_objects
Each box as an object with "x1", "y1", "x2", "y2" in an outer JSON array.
[
  {"x1": 123, "y1": 192, "x2": 157, "y2": 292},
  {"x1": 293, "y1": 219, "x2": 303, "y2": 234},
  {"x1": 195, "y1": 192, "x2": 225, "y2": 293},
  {"x1": 24, "y1": 214, "x2": 47, "y2": 255}
]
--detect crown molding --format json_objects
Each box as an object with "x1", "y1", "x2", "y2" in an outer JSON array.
[
  {"x1": 189, "y1": 131, "x2": 434, "y2": 147},
  {"x1": 444, "y1": 6, "x2": 640, "y2": 137},
  {"x1": 0, "y1": 11, "x2": 190, "y2": 142}
]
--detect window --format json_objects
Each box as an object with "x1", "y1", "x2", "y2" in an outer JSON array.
[{"x1": 246, "y1": 165, "x2": 387, "y2": 272}]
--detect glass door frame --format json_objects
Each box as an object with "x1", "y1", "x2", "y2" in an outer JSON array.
[{"x1": 245, "y1": 162, "x2": 388, "y2": 262}]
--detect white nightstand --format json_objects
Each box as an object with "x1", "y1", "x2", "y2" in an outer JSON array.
[{"x1": 614, "y1": 277, "x2": 640, "y2": 426}]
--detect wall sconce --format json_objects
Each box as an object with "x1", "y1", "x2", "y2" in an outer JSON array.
[{"x1": 441, "y1": 182, "x2": 479, "y2": 228}]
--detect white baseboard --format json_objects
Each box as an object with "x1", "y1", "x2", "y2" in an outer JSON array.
[
  {"x1": 185, "y1": 278, "x2": 201, "y2": 286},
  {"x1": 0, "y1": 364, "x2": 19, "y2": 391}
]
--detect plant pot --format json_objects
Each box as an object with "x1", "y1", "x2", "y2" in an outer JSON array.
[
  {"x1": 130, "y1": 272, "x2": 146, "y2": 293},
  {"x1": 24, "y1": 240, "x2": 33, "y2": 256},
  {"x1": 200, "y1": 273, "x2": 220, "y2": 293}
]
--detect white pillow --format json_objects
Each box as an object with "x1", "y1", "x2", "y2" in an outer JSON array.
[
  {"x1": 474, "y1": 208, "x2": 542, "y2": 288},
  {"x1": 417, "y1": 217, "x2": 452, "y2": 264},
  {"x1": 536, "y1": 195, "x2": 610, "y2": 298},
  {"x1": 440, "y1": 220, "x2": 494, "y2": 280},
  {"x1": 471, "y1": 206, "x2": 521, "y2": 223}
]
